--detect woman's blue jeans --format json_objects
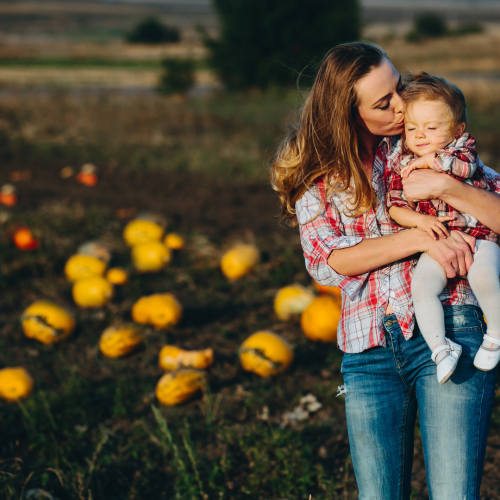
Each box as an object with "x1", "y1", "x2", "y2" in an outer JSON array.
[{"x1": 341, "y1": 305, "x2": 497, "y2": 499}]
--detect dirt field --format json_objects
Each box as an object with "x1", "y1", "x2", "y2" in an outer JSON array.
[
  {"x1": 2, "y1": 9, "x2": 500, "y2": 498},
  {"x1": 1, "y1": 157, "x2": 500, "y2": 499}
]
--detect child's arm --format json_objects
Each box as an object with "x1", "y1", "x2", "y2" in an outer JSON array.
[
  {"x1": 402, "y1": 133, "x2": 478, "y2": 180},
  {"x1": 389, "y1": 206, "x2": 455, "y2": 240}
]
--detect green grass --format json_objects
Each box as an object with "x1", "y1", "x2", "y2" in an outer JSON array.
[
  {"x1": 0, "y1": 201, "x2": 350, "y2": 500},
  {"x1": 0, "y1": 58, "x2": 210, "y2": 70}
]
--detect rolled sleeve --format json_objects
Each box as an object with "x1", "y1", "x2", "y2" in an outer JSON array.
[
  {"x1": 386, "y1": 164, "x2": 412, "y2": 211},
  {"x1": 296, "y1": 184, "x2": 369, "y2": 300},
  {"x1": 434, "y1": 133, "x2": 477, "y2": 179}
]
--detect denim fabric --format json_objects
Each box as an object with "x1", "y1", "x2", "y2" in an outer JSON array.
[{"x1": 341, "y1": 305, "x2": 497, "y2": 500}]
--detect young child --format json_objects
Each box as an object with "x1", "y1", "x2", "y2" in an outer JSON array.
[{"x1": 387, "y1": 71, "x2": 500, "y2": 384}]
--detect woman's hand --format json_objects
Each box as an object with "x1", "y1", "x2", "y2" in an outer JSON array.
[
  {"x1": 402, "y1": 169, "x2": 452, "y2": 202},
  {"x1": 423, "y1": 230, "x2": 476, "y2": 278}
]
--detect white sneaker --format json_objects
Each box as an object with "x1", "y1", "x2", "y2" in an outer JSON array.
[
  {"x1": 473, "y1": 334, "x2": 500, "y2": 371},
  {"x1": 431, "y1": 338, "x2": 462, "y2": 385}
]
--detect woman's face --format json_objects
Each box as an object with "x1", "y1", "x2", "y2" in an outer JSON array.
[{"x1": 354, "y1": 58, "x2": 405, "y2": 137}]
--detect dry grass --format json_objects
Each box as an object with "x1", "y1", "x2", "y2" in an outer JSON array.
[
  {"x1": 0, "y1": 90, "x2": 293, "y2": 178},
  {"x1": 0, "y1": 68, "x2": 216, "y2": 89},
  {"x1": 385, "y1": 31, "x2": 500, "y2": 74},
  {"x1": 0, "y1": 39, "x2": 207, "y2": 62}
]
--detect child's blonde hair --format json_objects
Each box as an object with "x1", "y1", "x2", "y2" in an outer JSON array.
[{"x1": 403, "y1": 71, "x2": 467, "y2": 132}]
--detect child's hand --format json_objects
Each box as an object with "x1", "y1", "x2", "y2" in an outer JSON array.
[
  {"x1": 400, "y1": 156, "x2": 430, "y2": 178},
  {"x1": 416, "y1": 215, "x2": 455, "y2": 240}
]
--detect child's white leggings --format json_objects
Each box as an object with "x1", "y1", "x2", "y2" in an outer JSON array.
[{"x1": 412, "y1": 239, "x2": 500, "y2": 353}]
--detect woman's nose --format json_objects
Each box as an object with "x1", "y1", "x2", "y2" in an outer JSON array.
[{"x1": 393, "y1": 91, "x2": 404, "y2": 116}]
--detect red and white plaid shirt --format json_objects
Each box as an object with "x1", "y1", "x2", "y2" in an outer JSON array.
[
  {"x1": 296, "y1": 135, "x2": 500, "y2": 353},
  {"x1": 387, "y1": 133, "x2": 498, "y2": 242}
]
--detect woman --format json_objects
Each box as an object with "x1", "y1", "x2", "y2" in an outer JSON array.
[{"x1": 270, "y1": 42, "x2": 500, "y2": 499}]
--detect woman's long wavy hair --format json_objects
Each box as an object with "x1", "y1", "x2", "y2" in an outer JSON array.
[{"x1": 270, "y1": 42, "x2": 387, "y2": 226}]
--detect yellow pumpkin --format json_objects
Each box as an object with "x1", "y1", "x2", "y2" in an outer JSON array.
[
  {"x1": 99, "y1": 324, "x2": 143, "y2": 358},
  {"x1": 132, "y1": 293, "x2": 182, "y2": 330},
  {"x1": 300, "y1": 295, "x2": 341, "y2": 343},
  {"x1": 123, "y1": 219, "x2": 164, "y2": 247},
  {"x1": 239, "y1": 331, "x2": 294, "y2": 378},
  {"x1": 21, "y1": 300, "x2": 76, "y2": 344},
  {"x1": 131, "y1": 241, "x2": 171, "y2": 273},
  {"x1": 64, "y1": 254, "x2": 106, "y2": 282},
  {"x1": 105, "y1": 267, "x2": 128, "y2": 285},
  {"x1": 156, "y1": 369, "x2": 206, "y2": 406},
  {"x1": 0, "y1": 367, "x2": 34, "y2": 402},
  {"x1": 159, "y1": 346, "x2": 214, "y2": 371},
  {"x1": 313, "y1": 280, "x2": 342, "y2": 300},
  {"x1": 164, "y1": 232, "x2": 185, "y2": 250},
  {"x1": 77, "y1": 241, "x2": 112, "y2": 264},
  {"x1": 72, "y1": 276, "x2": 114, "y2": 308},
  {"x1": 274, "y1": 284, "x2": 316, "y2": 321},
  {"x1": 220, "y1": 244, "x2": 259, "y2": 280}
]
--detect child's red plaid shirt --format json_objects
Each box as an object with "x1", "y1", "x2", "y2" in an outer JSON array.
[
  {"x1": 296, "y1": 135, "x2": 500, "y2": 353},
  {"x1": 387, "y1": 133, "x2": 498, "y2": 242}
]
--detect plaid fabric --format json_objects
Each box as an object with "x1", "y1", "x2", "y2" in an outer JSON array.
[
  {"x1": 387, "y1": 133, "x2": 498, "y2": 242},
  {"x1": 296, "y1": 135, "x2": 500, "y2": 354}
]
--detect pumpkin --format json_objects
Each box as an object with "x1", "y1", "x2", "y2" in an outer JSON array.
[
  {"x1": 77, "y1": 241, "x2": 111, "y2": 264},
  {"x1": 220, "y1": 244, "x2": 259, "y2": 280},
  {"x1": 72, "y1": 276, "x2": 114, "y2": 308},
  {"x1": 13, "y1": 227, "x2": 39, "y2": 251},
  {"x1": 156, "y1": 369, "x2": 206, "y2": 406},
  {"x1": 76, "y1": 163, "x2": 98, "y2": 186},
  {"x1": 60, "y1": 166, "x2": 75, "y2": 178},
  {"x1": 0, "y1": 184, "x2": 17, "y2": 207},
  {"x1": 300, "y1": 295, "x2": 341, "y2": 343},
  {"x1": 239, "y1": 331, "x2": 294, "y2": 378},
  {"x1": 99, "y1": 324, "x2": 143, "y2": 358},
  {"x1": 0, "y1": 367, "x2": 34, "y2": 402},
  {"x1": 64, "y1": 254, "x2": 106, "y2": 283},
  {"x1": 123, "y1": 219, "x2": 164, "y2": 247},
  {"x1": 313, "y1": 281, "x2": 342, "y2": 299},
  {"x1": 164, "y1": 233, "x2": 185, "y2": 250},
  {"x1": 159, "y1": 346, "x2": 214, "y2": 371},
  {"x1": 131, "y1": 241, "x2": 171, "y2": 273},
  {"x1": 105, "y1": 267, "x2": 128, "y2": 285},
  {"x1": 132, "y1": 293, "x2": 182, "y2": 330},
  {"x1": 21, "y1": 300, "x2": 76, "y2": 344},
  {"x1": 274, "y1": 284, "x2": 315, "y2": 321}
]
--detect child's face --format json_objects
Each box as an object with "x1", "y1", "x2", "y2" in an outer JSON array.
[{"x1": 404, "y1": 99, "x2": 463, "y2": 157}]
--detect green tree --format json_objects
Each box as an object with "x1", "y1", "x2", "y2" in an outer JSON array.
[
  {"x1": 204, "y1": 0, "x2": 360, "y2": 90},
  {"x1": 126, "y1": 17, "x2": 180, "y2": 44},
  {"x1": 158, "y1": 59, "x2": 196, "y2": 95}
]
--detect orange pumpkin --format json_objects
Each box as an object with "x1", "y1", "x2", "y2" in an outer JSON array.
[
  {"x1": 301, "y1": 295, "x2": 341, "y2": 343},
  {"x1": 313, "y1": 281, "x2": 342, "y2": 299},
  {"x1": 13, "y1": 227, "x2": 39, "y2": 251}
]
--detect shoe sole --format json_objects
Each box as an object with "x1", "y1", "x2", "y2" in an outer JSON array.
[
  {"x1": 473, "y1": 362, "x2": 495, "y2": 372},
  {"x1": 438, "y1": 349, "x2": 462, "y2": 384}
]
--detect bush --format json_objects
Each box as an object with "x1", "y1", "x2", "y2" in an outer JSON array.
[
  {"x1": 204, "y1": 0, "x2": 360, "y2": 90},
  {"x1": 452, "y1": 22, "x2": 484, "y2": 36},
  {"x1": 411, "y1": 12, "x2": 448, "y2": 41},
  {"x1": 157, "y1": 59, "x2": 196, "y2": 95},
  {"x1": 126, "y1": 17, "x2": 180, "y2": 44}
]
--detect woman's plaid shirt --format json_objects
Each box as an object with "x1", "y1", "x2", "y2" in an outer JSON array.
[{"x1": 296, "y1": 136, "x2": 500, "y2": 353}]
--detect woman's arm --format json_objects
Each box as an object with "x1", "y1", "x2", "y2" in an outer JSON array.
[
  {"x1": 328, "y1": 228, "x2": 475, "y2": 279},
  {"x1": 402, "y1": 169, "x2": 500, "y2": 234}
]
